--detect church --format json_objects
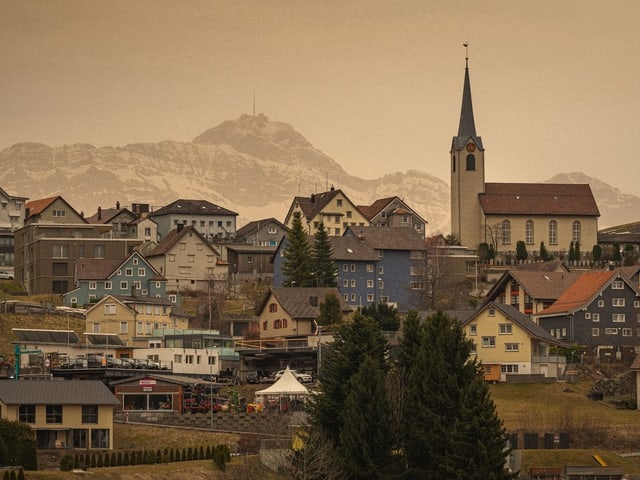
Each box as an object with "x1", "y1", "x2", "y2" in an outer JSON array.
[{"x1": 450, "y1": 57, "x2": 600, "y2": 258}]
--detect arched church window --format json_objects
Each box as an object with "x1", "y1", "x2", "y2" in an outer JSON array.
[
  {"x1": 501, "y1": 219, "x2": 511, "y2": 245},
  {"x1": 466, "y1": 154, "x2": 475, "y2": 171},
  {"x1": 572, "y1": 221, "x2": 581, "y2": 243},
  {"x1": 549, "y1": 220, "x2": 558, "y2": 245},
  {"x1": 525, "y1": 220, "x2": 534, "y2": 245}
]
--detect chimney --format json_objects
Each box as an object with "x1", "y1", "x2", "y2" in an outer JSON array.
[
  {"x1": 97, "y1": 206, "x2": 102, "y2": 220},
  {"x1": 310, "y1": 193, "x2": 315, "y2": 203},
  {"x1": 116, "y1": 201, "x2": 120, "y2": 209},
  {"x1": 177, "y1": 223, "x2": 184, "y2": 232}
]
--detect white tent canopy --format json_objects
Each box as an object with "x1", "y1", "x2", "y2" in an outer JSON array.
[{"x1": 255, "y1": 366, "x2": 310, "y2": 397}]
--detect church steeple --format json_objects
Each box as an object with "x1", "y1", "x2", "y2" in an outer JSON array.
[{"x1": 453, "y1": 51, "x2": 483, "y2": 151}]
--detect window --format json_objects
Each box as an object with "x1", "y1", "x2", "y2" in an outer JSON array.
[
  {"x1": 613, "y1": 298, "x2": 625, "y2": 307},
  {"x1": 104, "y1": 303, "x2": 116, "y2": 315},
  {"x1": 367, "y1": 294, "x2": 374, "y2": 302},
  {"x1": 525, "y1": 220, "x2": 534, "y2": 245},
  {"x1": 105, "y1": 281, "x2": 112, "y2": 290},
  {"x1": 92, "y1": 323, "x2": 100, "y2": 333},
  {"x1": 136, "y1": 321, "x2": 144, "y2": 334},
  {"x1": 350, "y1": 279, "x2": 356, "y2": 287},
  {"x1": 342, "y1": 264, "x2": 348, "y2": 272},
  {"x1": 52, "y1": 245, "x2": 68, "y2": 258},
  {"x1": 466, "y1": 154, "x2": 476, "y2": 171},
  {"x1": 482, "y1": 336, "x2": 496, "y2": 348},
  {"x1": 82, "y1": 405, "x2": 98, "y2": 424},
  {"x1": 623, "y1": 328, "x2": 633, "y2": 337},
  {"x1": 269, "y1": 303, "x2": 277, "y2": 313},
  {"x1": 174, "y1": 354, "x2": 182, "y2": 364},
  {"x1": 605, "y1": 328, "x2": 619, "y2": 335},
  {"x1": 501, "y1": 365, "x2": 519, "y2": 373},
  {"x1": 247, "y1": 256, "x2": 253, "y2": 264},
  {"x1": 592, "y1": 328, "x2": 599, "y2": 336},
  {"x1": 612, "y1": 313, "x2": 626, "y2": 323},
  {"x1": 46, "y1": 405, "x2": 63, "y2": 424},
  {"x1": 52, "y1": 209, "x2": 66, "y2": 217},
  {"x1": 585, "y1": 312, "x2": 591, "y2": 319},
  {"x1": 488, "y1": 308, "x2": 495, "y2": 317},
  {"x1": 343, "y1": 279, "x2": 348, "y2": 287},
  {"x1": 120, "y1": 321, "x2": 128, "y2": 334},
  {"x1": 402, "y1": 215, "x2": 409, "y2": 224},
  {"x1": 185, "y1": 355, "x2": 194, "y2": 364},
  {"x1": 469, "y1": 324, "x2": 477, "y2": 336},
  {"x1": 598, "y1": 300, "x2": 604, "y2": 307},
  {"x1": 262, "y1": 321, "x2": 268, "y2": 331},
  {"x1": 501, "y1": 220, "x2": 511, "y2": 245},
  {"x1": 350, "y1": 264, "x2": 356, "y2": 272},
  {"x1": 572, "y1": 221, "x2": 581, "y2": 243},
  {"x1": 367, "y1": 280, "x2": 374, "y2": 288},
  {"x1": 346, "y1": 210, "x2": 352, "y2": 218},
  {"x1": 367, "y1": 264, "x2": 374, "y2": 272},
  {"x1": 125, "y1": 268, "x2": 133, "y2": 276},
  {"x1": 138, "y1": 268, "x2": 146, "y2": 276},
  {"x1": 343, "y1": 293, "x2": 349, "y2": 301},
  {"x1": 188, "y1": 255, "x2": 195, "y2": 263},
  {"x1": 499, "y1": 324, "x2": 513, "y2": 335},
  {"x1": 410, "y1": 281, "x2": 425, "y2": 290},
  {"x1": 208, "y1": 356, "x2": 216, "y2": 365},
  {"x1": 93, "y1": 245, "x2": 105, "y2": 258},
  {"x1": 18, "y1": 405, "x2": 35, "y2": 423},
  {"x1": 505, "y1": 343, "x2": 519, "y2": 352},
  {"x1": 548, "y1": 220, "x2": 558, "y2": 245},
  {"x1": 350, "y1": 293, "x2": 356, "y2": 302},
  {"x1": 120, "y1": 281, "x2": 128, "y2": 290},
  {"x1": 612, "y1": 280, "x2": 624, "y2": 290}
]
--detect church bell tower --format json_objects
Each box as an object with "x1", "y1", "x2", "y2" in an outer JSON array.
[{"x1": 450, "y1": 52, "x2": 485, "y2": 249}]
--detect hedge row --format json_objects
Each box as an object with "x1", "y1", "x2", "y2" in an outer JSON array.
[{"x1": 60, "y1": 444, "x2": 231, "y2": 471}]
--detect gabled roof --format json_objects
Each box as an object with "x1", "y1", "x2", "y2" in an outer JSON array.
[
  {"x1": 259, "y1": 287, "x2": 347, "y2": 319},
  {"x1": 75, "y1": 258, "x2": 123, "y2": 281},
  {"x1": 236, "y1": 218, "x2": 287, "y2": 239},
  {"x1": 486, "y1": 270, "x2": 583, "y2": 302},
  {"x1": 327, "y1": 235, "x2": 379, "y2": 261},
  {"x1": 357, "y1": 196, "x2": 427, "y2": 224},
  {"x1": 479, "y1": 183, "x2": 600, "y2": 216},
  {"x1": 344, "y1": 226, "x2": 426, "y2": 251},
  {"x1": 147, "y1": 225, "x2": 219, "y2": 257},
  {"x1": 110, "y1": 374, "x2": 218, "y2": 387},
  {"x1": 25, "y1": 195, "x2": 88, "y2": 222},
  {"x1": 0, "y1": 380, "x2": 119, "y2": 405},
  {"x1": 0, "y1": 187, "x2": 28, "y2": 202},
  {"x1": 536, "y1": 270, "x2": 625, "y2": 317},
  {"x1": 149, "y1": 199, "x2": 237, "y2": 217},
  {"x1": 85, "y1": 207, "x2": 137, "y2": 224},
  {"x1": 288, "y1": 187, "x2": 357, "y2": 223},
  {"x1": 464, "y1": 302, "x2": 563, "y2": 345}
]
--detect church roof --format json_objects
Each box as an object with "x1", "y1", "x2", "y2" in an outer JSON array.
[
  {"x1": 452, "y1": 62, "x2": 484, "y2": 151},
  {"x1": 479, "y1": 183, "x2": 600, "y2": 216}
]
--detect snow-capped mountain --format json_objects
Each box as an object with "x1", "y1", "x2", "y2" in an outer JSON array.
[{"x1": 0, "y1": 114, "x2": 635, "y2": 233}]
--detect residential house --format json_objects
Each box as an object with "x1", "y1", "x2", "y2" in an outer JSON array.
[
  {"x1": 426, "y1": 242, "x2": 479, "y2": 309},
  {"x1": 284, "y1": 186, "x2": 370, "y2": 237},
  {"x1": 85, "y1": 202, "x2": 138, "y2": 238},
  {"x1": 24, "y1": 196, "x2": 87, "y2": 225},
  {"x1": 358, "y1": 196, "x2": 427, "y2": 237},
  {"x1": 484, "y1": 270, "x2": 583, "y2": 315},
  {"x1": 236, "y1": 217, "x2": 288, "y2": 247},
  {"x1": 146, "y1": 224, "x2": 226, "y2": 293},
  {"x1": 462, "y1": 302, "x2": 566, "y2": 382},
  {"x1": 223, "y1": 244, "x2": 276, "y2": 284},
  {"x1": 148, "y1": 199, "x2": 238, "y2": 242},
  {"x1": 0, "y1": 187, "x2": 28, "y2": 268},
  {"x1": 14, "y1": 222, "x2": 142, "y2": 295},
  {"x1": 450, "y1": 58, "x2": 600, "y2": 254},
  {"x1": 534, "y1": 269, "x2": 640, "y2": 362},
  {"x1": 62, "y1": 251, "x2": 169, "y2": 307},
  {"x1": 256, "y1": 287, "x2": 347, "y2": 340},
  {"x1": 84, "y1": 294, "x2": 190, "y2": 348},
  {"x1": 0, "y1": 379, "x2": 119, "y2": 449},
  {"x1": 272, "y1": 226, "x2": 428, "y2": 311}
]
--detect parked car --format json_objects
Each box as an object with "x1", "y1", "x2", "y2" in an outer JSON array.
[
  {"x1": 0, "y1": 271, "x2": 13, "y2": 280},
  {"x1": 273, "y1": 369, "x2": 313, "y2": 383}
]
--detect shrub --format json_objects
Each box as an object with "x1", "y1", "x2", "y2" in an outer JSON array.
[{"x1": 60, "y1": 455, "x2": 74, "y2": 472}]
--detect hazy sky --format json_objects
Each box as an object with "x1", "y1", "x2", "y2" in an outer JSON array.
[{"x1": 2, "y1": 1, "x2": 640, "y2": 193}]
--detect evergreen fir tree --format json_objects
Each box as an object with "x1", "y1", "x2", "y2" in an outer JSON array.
[
  {"x1": 539, "y1": 242, "x2": 549, "y2": 261},
  {"x1": 574, "y1": 241, "x2": 581, "y2": 262},
  {"x1": 399, "y1": 311, "x2": 514, "y2": 479},
  {"x1": 281, "y1": 211, "x2": 313, "y2": 287},
  {"x1": 515, "y1": 241, "x2": 527, "y2": 261},
  {"x1": 338, "y1": 355, "x2": 397, "y2": 480},
  {"x1": 361, "y1": 302, "x2": 401, "y2": 331},
  {"x1": 568, "y1": 241, "x2": 575, "y2": 262},
  {"x1": 311, "y1": 222, "x2": 338, "y2": 287}
]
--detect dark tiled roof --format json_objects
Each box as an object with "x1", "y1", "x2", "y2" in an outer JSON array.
[
  {"x1": 487, "y1": 270, "x2": 583, "y2": 301},
  {"x1": 537, "y1": 270, "x2": 618, "y2": 316},
  {"x1": 357, "y1": 197, "x2": 396, "y2": 220},
  {"x1": 345, "y1": 226, "x2": 426, "y2": 251},
  {"x1": 479, "y1": 183, "x2": 600, "y2": 216},
  {"x1": 236, "y1": 218, "x2": 287, "y2": 238},
  {"x1": 150, "y1": 199, "x2": 237, "y2": 217},
  {"x1": 147, "y1": 225, "x2": 218, "y2": 257},
  {"x1": 13, "y1": 328, "x2": 81, "y2": 344},
  {"x1": 0, "y1": 380, "x2": 119, "y2": 405},
  {"x1": 75, "y1": 259, "x2": 123, "y2": 280},
  {"x1": 328, "y1": 235, "x2": 379, "y2": 261},
  {"x1": 292, "y1": 189, "x2": 344, "y2": 221},
  {"x1": 264, "y1": 287, "x2": 347, "y2": 319},
  {"x1": 85, "y1": 207, "x2": 136, "y2": 224}
]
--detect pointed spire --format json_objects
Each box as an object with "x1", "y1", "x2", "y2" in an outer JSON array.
[{"x1": 453, "y1": 45, "x2": 483, "y2": 150}]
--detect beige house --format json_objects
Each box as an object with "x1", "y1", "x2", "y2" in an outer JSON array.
[
  {"x1": 24, "y1": 196, "x2": 87, "y2": 225},
  {"x1": 284, "y1": 186, "x2": 369, "y2": 237},
  {"x1": 257, "y1": 287, "x2": 347, "y2": 340},
  {"x1": 461, "y1": 302, "x2": 565, "y2": 382},
  {"x1": 450, "y1": 59, "x2": 600, "y2": 254},
  {"x1": 85, "y1": 294, "x2": 190, "y2": 348},
  {"x1": 146, "y1": 224, "x2": 226, "y2": 293},
  {"x1": 0, "y1": 380, "x2": 119, "y2": 449}
]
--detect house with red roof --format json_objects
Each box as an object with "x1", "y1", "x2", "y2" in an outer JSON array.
[
  {"x1": 534, "y1": 269, "x2": 640, "y2": 361},
  {"x1": 24, "y1": 195, "x2": 86, "y2": 225}
]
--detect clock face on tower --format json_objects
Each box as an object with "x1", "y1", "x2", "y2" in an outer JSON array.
[{"x1": 466, "y1": 142, "x2": 476, "y2": 153}]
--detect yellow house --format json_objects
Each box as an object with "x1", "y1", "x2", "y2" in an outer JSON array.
[
  {"x1": 257, "y1": 287, "x2": 347, "y2": 340},
  {"x1": 85, "y1": 294, "x2": 190, "y2": 348},
  {"x1": 461, "y1": 302, "x2": 565, "y2": 382},
  {"x1": 0, "y1": 379, "x2": 119, "y2": 449},
  {"x1": 284, "y1": 187, "x2": 370, "y2": 237}
]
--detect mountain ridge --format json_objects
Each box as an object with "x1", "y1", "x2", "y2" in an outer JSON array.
[{"x1": 0, "y1": 115, "x2": 636, "y2": 233}]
